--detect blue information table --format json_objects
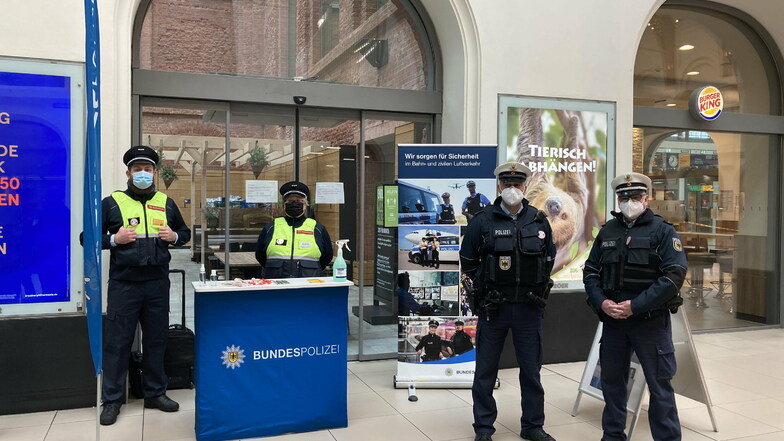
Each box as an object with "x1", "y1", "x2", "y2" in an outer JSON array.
[{"x1": 193, "y1": 278, "x2": 352, "y2": 441}]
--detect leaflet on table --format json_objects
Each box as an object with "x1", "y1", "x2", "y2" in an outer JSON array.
[{"x1": 194, "y1": 277, "x2": 351, "y2": 290}]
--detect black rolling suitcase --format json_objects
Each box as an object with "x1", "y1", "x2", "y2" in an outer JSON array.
[{"x1": 165, "y1": 269, "x2": 195, "y2": 390}]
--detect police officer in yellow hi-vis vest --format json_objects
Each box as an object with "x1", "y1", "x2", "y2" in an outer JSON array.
[
  {"x1": 255, "y1": 181, "x2": 333, "y2": 278},
  {"x1": 95, "y1": 146, "x2": 191, "y2": 426}
]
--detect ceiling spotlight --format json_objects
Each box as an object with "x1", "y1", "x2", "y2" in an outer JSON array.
[
  {"x1": 679, "y1": 44, "x2": 694, "y2": 51},
  {"x1": 666, "y1": 103, "x2": 677, "y2": 107},
  {"x1": 686, "y1": 71, "x2": 700, "y2": 76}
]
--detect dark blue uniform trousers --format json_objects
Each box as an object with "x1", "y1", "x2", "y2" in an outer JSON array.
[
  {"x1": 472, "y1": 302, "x2": 545, "y2": 435},
  {"x1": 103, "y1": 278, "x2": 170, "y2": 404},
  {"x1": 599, "y1": 313, "x2": 680, "y2": 441}
]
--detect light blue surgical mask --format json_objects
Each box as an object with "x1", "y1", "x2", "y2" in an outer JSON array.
[{"x1": 132, "y1": 171, "x2": 154, "y2": 189}]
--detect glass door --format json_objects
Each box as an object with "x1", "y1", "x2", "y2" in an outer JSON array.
[
  {"x1": 639, "y1": 127, "x2": 780, "y2": 330},
  {"x1": 297, "y1": 108, "x2": 361, "y2": 356},
  {"x1": 141, "y1": 98, "x2": 436, "y2": 359},
  {"x1": 358, "y1": 112, "x2": 432, "y2": 359},
  {"x1": 140, "y1": 98, "x2": 229, "y2": 328},
  {"x1": 225, "y1": 103, "x2": 296, "y2": 278}
]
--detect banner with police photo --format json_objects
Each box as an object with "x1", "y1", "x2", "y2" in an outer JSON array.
[
  {"x1": 499, "y1": 96, "x2": 613, "y2": 290},
  {"x1": 394, "y1": 144, "x2": 496, "y2": 387}
]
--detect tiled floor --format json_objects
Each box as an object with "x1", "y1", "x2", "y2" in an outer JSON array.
[{"x1": 1, "y1": 328, "x2": 783, "y2": 440}]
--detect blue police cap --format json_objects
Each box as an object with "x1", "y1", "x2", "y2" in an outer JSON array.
[
  {"x1": 280, "y1": 181, "x2": 310, "y2": 200},
  {"x1": 123, "y1": 145, "x2": 159, "y2": 166}
]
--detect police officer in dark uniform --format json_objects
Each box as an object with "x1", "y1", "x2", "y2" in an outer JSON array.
[
  {"x1": 438, "y1": 192, "x2": 457, "y2": 224},
  {"x1": 450, "y1": 320, "x2": 474, "y2": 355},
  {"x1": 416, "y1": 320, "x2": 446, "y2": 362},
  {"x1": 397, "y1": 271, "x2": 423, "y2": 316},
  {"x1": 460, "y1": 162, "x2": 557, "y2": 441},
  {"x1": 462, "y1": 180, "x2": 492, "y2": 221},
  {"x1": 583, "y1": 172, "x2": 687, "y2": 441},
  {"x1": 255, "y1": 181, "x2": 333, "y2": 278},
  {"x1": 97, "y1": 146, "x2": 191, "y2": 425}
]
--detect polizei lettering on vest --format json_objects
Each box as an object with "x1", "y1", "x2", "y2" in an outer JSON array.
[{"x1": 252, "y1": 344, "x2": 341, "y2": 360}]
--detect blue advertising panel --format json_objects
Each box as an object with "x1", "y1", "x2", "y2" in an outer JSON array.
[
  {"x1": 0, "y1": 71, "x2": 71, "y2": 305},
  {"x1": 398, "y1": 144, "x2": 497, "y2": 179},
  {"x1": 195, "y1": 282, "x2": 349, "y2": 441}
]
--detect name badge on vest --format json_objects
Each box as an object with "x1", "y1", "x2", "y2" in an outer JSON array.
[
  {"x1": 151, "y1": 218, "x2": 164, "y2": 227},
  {"x1": 300, "y1": 242, "x2": 312, "y2": 249},
  {"x1": 493, "y1": 229, "x2": 512, "y2": 237},
  {"x1": 601, "y1": 240, "x2": 616, "y2": 248},
  {"x1": 499, "y1": 256, "x2": 511, "y2": 271},
  {"x1": 128, "y1": 217, "x2": 140, "y2": 227},
  {"x1": 296, "y1": 229, "x2": 314, "y2": 235},
  {"x1": 275, "y1": 238, "x2": 287, "y2": 246}
]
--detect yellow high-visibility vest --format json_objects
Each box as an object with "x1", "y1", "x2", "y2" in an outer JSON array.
[
  {"x1": 111, "y1": 191, "x2": 168, "y2": 234},
  {"x1": 265, "y1": 217, "x2": 321, "y2": 262}
]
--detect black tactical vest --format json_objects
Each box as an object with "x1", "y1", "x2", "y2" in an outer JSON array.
[
  {"x1": 599, "y1": 216, "x2": 665, "y2": 297},
  {"x1": 439, "y1": 204, "x2": 455, "y2": 222},
  {"x1": 465, "y1": 194, "x2": 486, "y2": 215},
  {"x1": 480, "y1": 209, "x2": 549, "y2": 293}
]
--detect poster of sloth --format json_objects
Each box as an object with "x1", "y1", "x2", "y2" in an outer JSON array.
[{"x1": 501, "y1": 103, "x2": 609, "y2": 286}]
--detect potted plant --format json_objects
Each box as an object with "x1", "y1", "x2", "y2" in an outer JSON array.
[
  {"x1": 247, "y1": 142, "x2": 269, "y2": 179},
  {"x1": 154, "y1": 146, "x2": 179, "y2": 189},
  {"x1": 159, "y1": 164, "x2": 179, "y2": 189},
  {"x1": 202, "y1": 207, "x2": 220, "y2": 229}
]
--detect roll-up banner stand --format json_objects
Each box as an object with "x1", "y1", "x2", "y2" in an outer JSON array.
[{"x1": 394, "y1": 144, "x2": 496, "y2": 389}]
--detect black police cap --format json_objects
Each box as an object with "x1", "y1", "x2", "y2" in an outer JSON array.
[
  {"x1": 280, "y1": 181, "x2": 310, "y2": 200},
  {"x1": 454, "y1": 320, "x2": 464, "y2": 326},
  {"x1": 123, "y1": 145, "x2": 159, "y2": 166},
  {"x1": 428, "y1": 320, "x2": 439, "y2": 327}
]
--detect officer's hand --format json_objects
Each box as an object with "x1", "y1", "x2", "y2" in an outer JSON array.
[
  {"x1": 114, "y1": 227, "x2": 137, "y2": 244},
  {"x1": 617, "y1": 300, "x2": 633, "y2": 319},
  {"x1": 601, "y1": 299, "x2": 625, "y2": 319},
  {"x1": 158, "y1": 226, "x2": 176, "y2": 243}
]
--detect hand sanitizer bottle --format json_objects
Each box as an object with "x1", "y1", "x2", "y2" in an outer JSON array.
[
  {"x1": 199, "y1": 264, "x2": 207, "y2": 285},
  {"x1": 333, "y1": 240, "x2": 350, "y2": 282}
]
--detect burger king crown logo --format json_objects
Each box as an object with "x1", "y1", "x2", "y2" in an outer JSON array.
[{"x1": 690, "y1": 86, "x2": 723, "y2": 121}]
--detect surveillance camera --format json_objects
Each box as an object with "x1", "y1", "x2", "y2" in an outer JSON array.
[{"x1": 293, "y1": 96, "x2": 307, "y2": 105}]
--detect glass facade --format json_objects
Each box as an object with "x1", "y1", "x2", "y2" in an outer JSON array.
[
  {"x1": 634, "y1": 4, "x2": 781, "y2": 330},
  {"x1": 135, "y1": 0, "x2": 438, "y2": 359},
  {"x1": 636, "y1": 128, "x2": 779, "y2": 328},
  {"x1": 635, "y1": 6, "x2": 775, "y2": 114}
]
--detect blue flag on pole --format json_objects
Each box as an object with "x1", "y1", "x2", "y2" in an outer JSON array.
[{"x1": 84, "y1": 0, "x2": 103, "y2": 376}]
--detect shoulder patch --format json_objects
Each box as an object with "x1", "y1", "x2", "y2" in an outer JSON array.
[{"x1": 672, "y1": 237, "x2": 682, "y2": 252}]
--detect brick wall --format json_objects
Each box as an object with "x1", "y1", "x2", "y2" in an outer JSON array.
[{"x1": 138, "y1": 0, "x2": 427, "y2": 89}]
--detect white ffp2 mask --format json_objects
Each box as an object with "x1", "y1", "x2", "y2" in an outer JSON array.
[
  {"x1": 619, "y1": 200, "x2": 644, "y2": 220},
  {"x1": 500, "y1": 187, "x2": 524, "y2": 206}
]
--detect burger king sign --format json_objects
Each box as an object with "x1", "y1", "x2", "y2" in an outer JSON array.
[{"x1": 689, "y1": 86, "x2": 723, "y2": 121}]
